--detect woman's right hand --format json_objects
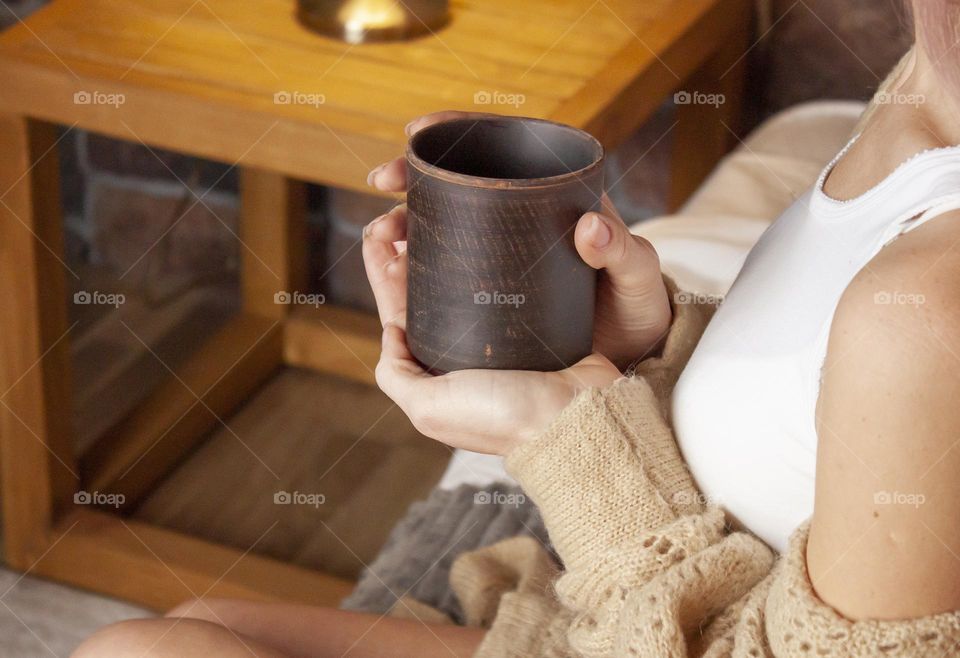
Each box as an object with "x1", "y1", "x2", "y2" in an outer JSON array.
[{"x1": 365, "y1": 111, "x2": 672, "y2": 369}]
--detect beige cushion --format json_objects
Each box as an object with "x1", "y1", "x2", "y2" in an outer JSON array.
[{"x1": 631, "y1": 100, "x2": 866, "y2": 295}]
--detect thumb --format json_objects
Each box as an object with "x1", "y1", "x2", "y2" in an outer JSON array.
[
  {"x1": 561, "y1": 352, "x2": 623, "y2": 389},
  {"x1": 574, "y1": 212, "x2": 661, "y2": 291}
]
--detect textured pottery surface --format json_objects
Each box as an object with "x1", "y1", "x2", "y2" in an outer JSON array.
[{"x1": 405, "y1": 117, "x2": 604, "y2": 372}]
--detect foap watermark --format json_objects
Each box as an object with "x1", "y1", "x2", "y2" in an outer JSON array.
[
  {"x1": 873, "y1": 290, "x2": 925, "y2": 307},
  {"x1": 671, "y1": 490, "x2": 719, "y2": 507},
  {"x1": 73, "y1": 90, "x2": 126, "y2": 108},
  {"x1": 674, "y1": 291, "x2": 724, "y2": 305},
  {"x1": 474, "y1": 290, "x2": 525, "y2": 308},
  {"x1": 473, "y1": 90, "x2": 526, "y2": 108},
  {"x1": 474, "y1": 490, "x2": 526, "y2": 507},
  {"x1": 875, "y1": 91, "x2": 926, "y2": 108},
  {"x1": 274, "y1": 490, "x2": 326, "y2": 508},
  {"x1": 874, "y1": 490, "x2": 926, "y2": 508},
  {"x1": 74, "y1": 490, "x2": 125, "y2": 509},
  {"x1": 274, "y1": 290, "x2": 326, "y2": 308},
  {"x1": 673, "y1": 90, "x2": 725, "y2": 108},
  {"x1": 273, "y1": 90, "x2": 326, "y2": 108},
  {"x1": 74, "y1": 290, "x2": 125, "y2": 308}
]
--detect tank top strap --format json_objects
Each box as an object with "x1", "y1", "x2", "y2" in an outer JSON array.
[
  {"x1": 901, "y1": 193, "x2": 960, "y2": 235},
  {"x1": 876, "y1": 193, "x2": 960, "y2": 248},
  {"x1": 876, "y1": 149, "x2": 960, "y2": 244}
]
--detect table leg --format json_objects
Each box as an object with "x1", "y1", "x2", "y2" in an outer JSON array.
[
  {"x1": 236, "y1": 169, "x2": 382, "y2": 382},
  {"x1": 240, "y1": 168, "x2": 308, "y2": 319},
  {"x1": 668, "y1": 21, "x2": 750, "y2": 211},
  {"x1": 0, "y1": 114, "x2": 77, "y2": 567}
]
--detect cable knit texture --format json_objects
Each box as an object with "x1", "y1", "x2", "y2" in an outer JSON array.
[{"x1": 422, "y1": 278, "x2": 960, "y2": 657}]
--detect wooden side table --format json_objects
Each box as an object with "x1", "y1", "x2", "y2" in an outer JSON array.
[{"x1": 0, "y1": 0, "x2": 750, "y2": 609}]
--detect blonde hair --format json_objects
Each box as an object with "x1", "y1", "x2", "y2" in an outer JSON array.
[{"x1": 914, "y1": 0, "x2": 960, "y2": 95}]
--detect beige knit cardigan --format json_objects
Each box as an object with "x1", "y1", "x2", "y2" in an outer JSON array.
[{"x1": 394, "y1": 281, "x2": 960, "y2": 656}]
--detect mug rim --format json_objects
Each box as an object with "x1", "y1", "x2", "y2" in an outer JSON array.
[{"x1": 406, "y1": 116, "x2": 605, "y2": 189}]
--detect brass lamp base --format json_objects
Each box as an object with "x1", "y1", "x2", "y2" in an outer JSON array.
[{"x1": 297, "y1": 0, "x2": 449, "y2": 43}]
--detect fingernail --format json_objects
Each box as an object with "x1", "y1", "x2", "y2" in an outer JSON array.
[
  {"x1": 363, "y1": 214, "x2": 385, "y2": 238},
  {"x1": 590, "y1": 214, "x2": 612, "y2": 249},
  {"x1": 366, "y1": 164, "x2": 384, "y2": 186}
]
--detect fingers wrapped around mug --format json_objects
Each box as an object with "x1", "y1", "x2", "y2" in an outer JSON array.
[{"x1": 362, "y1": 204, "x2": 408, "y2": 328}]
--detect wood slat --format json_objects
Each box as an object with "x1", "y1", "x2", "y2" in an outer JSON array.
[
  {"x1": 30, "y1": 510, "x2": 354, "y2": 611},
  {"x1": 190, "y1": 0, "x2": 621, "y2": 59},
  {"x1": 240, "y1": 169, "x2": 308, "y2": 320},
  {"x1": 456, "y1": 0, "x2": 673, "y2": 24},
  {"x1": 43, "y1": 11, "x2": 565, "y2": 111},
  {"x1": 0, "y1": 114, "x2": 77, "y2": 568},
  {"x1": 46, "y1": 0, "x2": 604, "y2": 92},
  {"x1": 119, "y1": 0, "x2": 623, "y2": 56},
  {"x1": 283, "y1": 305, "x2": 381, "y2": 387},
  {"x1": 79, "y1": 313, "x2": 284, "y2": 508},
  {"x1": 0, "y1": 58, "x2": 401, "y2": 194}
]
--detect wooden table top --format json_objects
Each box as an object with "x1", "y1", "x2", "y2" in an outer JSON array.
[{"x1": 0, "y1": 0, "x2": 746, "y2": 192}]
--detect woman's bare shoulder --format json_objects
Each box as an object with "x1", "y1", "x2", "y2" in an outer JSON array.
[
  {"x1": 836, "y1": 209, "x2": 960, "y2": 332},
  {"x1": 807, "y1": 210, "x2": 960, "y2": 621}
]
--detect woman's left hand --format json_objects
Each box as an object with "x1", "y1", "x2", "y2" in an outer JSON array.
[{"x1": 374, "y1": 323, "x2": 619, "y2": 455}]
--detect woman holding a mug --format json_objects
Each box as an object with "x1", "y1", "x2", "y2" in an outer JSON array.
[{"x1": 75, "y1": 1, "x2": 960, "y2": 655}]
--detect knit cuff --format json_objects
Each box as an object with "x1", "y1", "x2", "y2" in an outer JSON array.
[
  {"x1": 766, "y1": 524, "x2": 960, "y2": 656},
  {"x1": 450, "y1": 536, "x2": 559, "y2": 629},
  {"x1": 505, "y1": 376, "x2": 702, "y2": 575},
  {"x1": 472, "y1": 592, "x2": 571, "y2": 658}
]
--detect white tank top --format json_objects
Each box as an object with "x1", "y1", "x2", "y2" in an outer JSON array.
[{"x1": 671, "y1": 137, "x2": 960, "y2": 552}]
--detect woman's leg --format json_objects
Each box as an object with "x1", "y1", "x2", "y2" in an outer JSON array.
[
  {"x1": 72, "y1": 618, "x2": 292, "y2": 658},
  {"x1": 166, "y1": 598, "x2": 485, "y2": 657},
  {"x1": 74, "y1": 602, "x2": 485, "y2": 658}
]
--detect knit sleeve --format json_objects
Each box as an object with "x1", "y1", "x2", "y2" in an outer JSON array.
[
  {"x1": 483, "y1": 278, "x2": 773, "y2": 657},
  {"x1": 761, "y1": 524, "x2": 960, "y2": 656},
  {"x1": 501, "y1": 275, "x2": 717, "y2": 581},
  {"x1": 498, "y1": 376, "x2": 774, "y2": 657}
]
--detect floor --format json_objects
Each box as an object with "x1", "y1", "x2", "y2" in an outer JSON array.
[
  {"x1": 0, "y1": 567, "x2": 148, "y2": 657},
  {"x1": 136, "y1": 367, "x2": 451, "y2": 580}
]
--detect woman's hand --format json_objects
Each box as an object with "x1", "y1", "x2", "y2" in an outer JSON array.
[
  {"x1": 374, "y1": 321, "x2": 620, "y2": 455},
  {"x1": 367, "y1": 111, "x2": 672, "y2": 368}
]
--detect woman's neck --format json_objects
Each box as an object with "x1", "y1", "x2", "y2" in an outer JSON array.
[
  {"x1": 821, "y1": 45, "x2": 959, "y2": 201},
  {"x1": 906, "y1": 45, "x2": 960, "y2": 146}
]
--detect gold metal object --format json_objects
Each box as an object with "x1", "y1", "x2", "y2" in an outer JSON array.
[{"x1": 297, "y1": 0, "x2": 449, "y2": 43}]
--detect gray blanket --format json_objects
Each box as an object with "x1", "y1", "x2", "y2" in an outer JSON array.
[{"x1": 341, "y1": 483, "x2": 551, "y2": 623}]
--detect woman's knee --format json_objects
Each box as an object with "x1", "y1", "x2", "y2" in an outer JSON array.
[
  {"x1": 73, "y1": 619, "x2": 173, "y2": 657},
  {"x1": 71, "y1": 617, "x2": 248, "y2": 658},
  {"x1": 165, "y1": 596, "x2": 244, "y2": 626},
  {"x1": 167, "y1": 597, "x2": 215, "y2": 619}
]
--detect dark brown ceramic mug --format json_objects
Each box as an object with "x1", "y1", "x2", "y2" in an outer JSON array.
[{"x1": 405, "y1": 116, "x2": 604, "y2": 372}]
